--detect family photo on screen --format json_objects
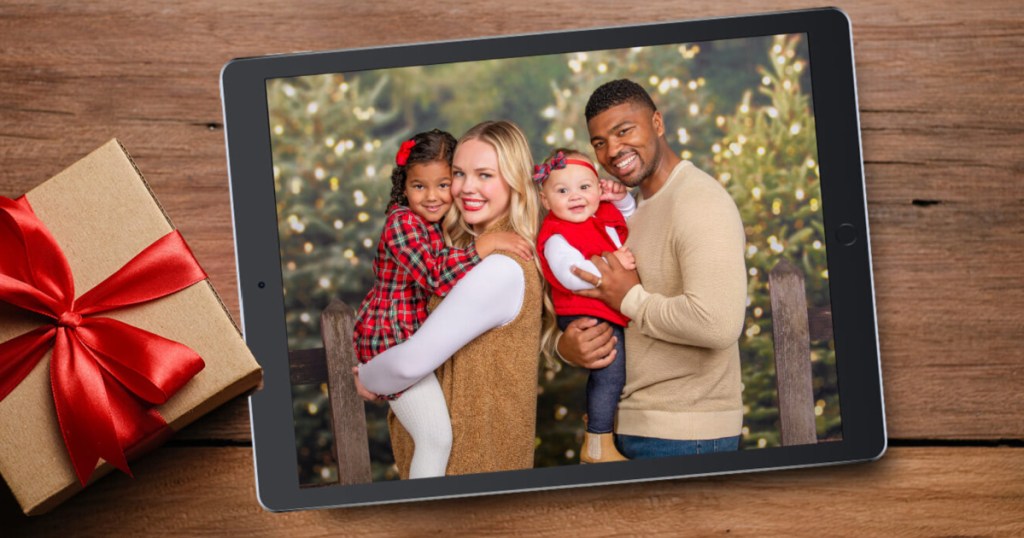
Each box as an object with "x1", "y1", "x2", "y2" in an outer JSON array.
[{"x1": 267, "y1": 34, "x2": 841, "y2": 484}]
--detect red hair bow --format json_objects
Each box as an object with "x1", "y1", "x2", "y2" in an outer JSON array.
[{"x1": 395, "y1": 139, "x2": 417, "y2": 166}]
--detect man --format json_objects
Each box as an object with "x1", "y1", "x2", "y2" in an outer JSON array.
[{"x1": 558, "y1": 79, "x2": 748, "y2": 458}]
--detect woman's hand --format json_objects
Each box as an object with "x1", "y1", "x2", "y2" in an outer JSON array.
[
  {"x1": 352, "y1": 366, "x2": 382, "y2": 403},
  {"x1": 571, "y1": 251, "x2": 640, "y2": 312},
  {"x1": 556, "y1": 317, "x2": 618, "y2": 369},
  {"x1": 476, "y1": 231, "x2": 534, "y2": 261}
]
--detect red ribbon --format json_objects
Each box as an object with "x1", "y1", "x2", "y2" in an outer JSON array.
[{"x1": 0, "y1": 195, "x2": 206, "y2": 485}]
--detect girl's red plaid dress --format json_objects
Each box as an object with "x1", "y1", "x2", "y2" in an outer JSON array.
[{"x1": 353, "y1": 205, "x2": 480, "y2": 364}]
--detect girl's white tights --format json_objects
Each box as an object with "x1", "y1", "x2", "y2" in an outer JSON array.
[{"x1": 387, "y1": 372, "x2": 452, "y2": 478}]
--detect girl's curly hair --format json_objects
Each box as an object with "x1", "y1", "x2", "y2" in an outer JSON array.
[{"x1": 387, "y1": 129, "x2": 458, "y2": 211}]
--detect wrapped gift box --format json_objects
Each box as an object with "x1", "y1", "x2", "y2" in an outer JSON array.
[{"x1": 0, "y1": 139, "x2": 262, "y2": 515}]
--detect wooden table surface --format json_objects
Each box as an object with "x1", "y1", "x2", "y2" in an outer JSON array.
[{"x1": 2, "y1": 1, "x2": 1022, "y2": 535}]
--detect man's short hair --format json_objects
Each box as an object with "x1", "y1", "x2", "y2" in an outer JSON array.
[{"x1": 585, "y1": 79, "x2": 658, "y2": 122}]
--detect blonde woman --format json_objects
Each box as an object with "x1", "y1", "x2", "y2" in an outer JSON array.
[{"x1": 357, "y1": 120, "x2": 554, "y2": 477}]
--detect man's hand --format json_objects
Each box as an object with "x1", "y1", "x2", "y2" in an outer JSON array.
[
  {"x1": 556, "y1": 317, "x2": 618, "y2": 369},
  {"x1": 571, "y1": 250, "x2": 640, "y2": 311}
]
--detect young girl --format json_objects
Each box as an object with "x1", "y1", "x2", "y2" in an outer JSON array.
[
  {"x1": 534, "y1": 148, "x2": 636, "y2": 464},
  {"x1": 352, "y1": 129, "x2": 532, "y2": 478}
]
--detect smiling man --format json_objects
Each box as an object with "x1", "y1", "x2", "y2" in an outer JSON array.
[{"x1": 558, "y1": 79, "x2": 749, "y2": 458}]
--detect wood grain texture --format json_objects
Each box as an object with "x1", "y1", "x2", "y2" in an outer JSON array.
[
  {"x1": 2, "y1": 447, "x2": 1023, "y2": 536},
  {"x1": 320, "y1": 299, "x2": 372, "y2": 486},
  {"x1": 769, "y1": 260, "x2": 817, "y2": 446},
  {"x1": 0, "y1": 0, "x2": 1022, "y2": 532}
]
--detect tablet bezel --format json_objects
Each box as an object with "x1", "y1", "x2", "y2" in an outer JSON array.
[{"x1": 221, "y1": 6, "x2": 885, "y2": 511}]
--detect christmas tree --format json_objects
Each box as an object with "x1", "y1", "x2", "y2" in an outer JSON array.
[{"x1": 712, "y1": 35, "x2": 840, "y2": 447}]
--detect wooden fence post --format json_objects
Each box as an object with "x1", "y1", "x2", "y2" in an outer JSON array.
[
  {"x1": 320, "y1": 299, "x2": 372, "y2": 485},
  {"x1": 769, "y1": 259, "x2": 818, "y2": 446}
]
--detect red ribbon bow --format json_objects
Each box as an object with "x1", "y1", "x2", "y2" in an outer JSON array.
[
  {"x1": 395, "y1": 139, "x2": 417, "y2": 166},
  {"x1": 0, "y1": 195, "x2": 206, "y2": 485}
]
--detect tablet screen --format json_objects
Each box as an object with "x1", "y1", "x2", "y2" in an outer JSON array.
[{"x1": 263, "y1": 33, "x2": 839, "y2": 486}]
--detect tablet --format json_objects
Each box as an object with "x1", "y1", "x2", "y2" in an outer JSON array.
[{"x1": 221, "y1": 6, "x2": 885, "y2": 511}]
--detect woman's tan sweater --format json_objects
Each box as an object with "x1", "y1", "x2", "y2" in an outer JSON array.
[{"x1": 388, "y1": 220, "x2": 543, "y2": 478}]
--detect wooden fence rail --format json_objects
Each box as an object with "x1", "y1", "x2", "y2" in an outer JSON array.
[{"x1": 290, "y1": 261, "x2": 830, "y2": 484}]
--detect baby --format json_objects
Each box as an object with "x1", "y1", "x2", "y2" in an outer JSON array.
[{"x1": 534, "y1": 148, "x2": 635, "y2": 464}]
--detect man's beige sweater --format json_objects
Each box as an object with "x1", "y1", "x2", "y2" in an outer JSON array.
[{"x1": 618, "y1": 160, "x2": 748, "y2": 440}]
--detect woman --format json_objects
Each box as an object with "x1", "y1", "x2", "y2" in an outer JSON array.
[{"x1": 357, "y1": 120, "x2": 550, "y2": 477}]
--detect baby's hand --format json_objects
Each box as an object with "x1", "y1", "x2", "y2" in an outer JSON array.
[
  {"x1": 600, "y1": 178, "x2": 628, "y2": 202},
  {"x1": 612, "y1": 246, "x2": 636, "y2": 270},
  {"x1": 476, "y1": 231, "x2": 534, "y2": 261}
]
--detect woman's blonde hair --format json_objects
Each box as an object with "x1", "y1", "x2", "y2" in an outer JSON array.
[{"x1": 444, "y1": 120, "x2": 559, "y2": 368}]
